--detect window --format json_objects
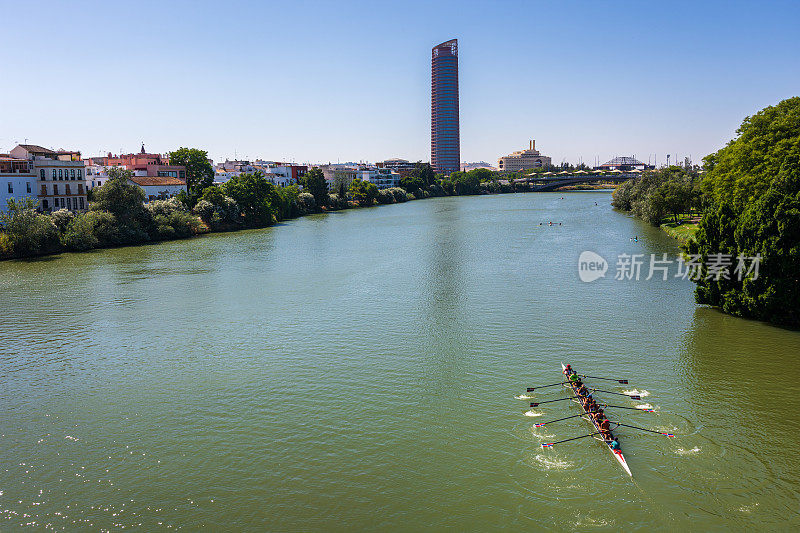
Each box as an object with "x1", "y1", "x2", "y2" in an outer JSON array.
[
  {"x1": 78, "y1": 184, "x2": 83, "y2": 193},
  {"x1": 52, "y1": 169, "x2": 57, "y2": 179},
  {"x1": 58, "y1": 169, "x2": 63, "y2": 179},
  {"x1": 43, "y1": 199, "x2": 49, "y2": 210},
  {"x1": 71, "y1": 169, "x2": 76, "y2": 180},
  {"x1": 40, "y1": 169, "x2": 45, "y2": 179},
  {"x1": 41, "y1": 185, "x2": 47, "y2": 195},
  {"x1": 65, "y1": 184, "x2": 71, "y2": 195},
  {"x1": 53, "y1": 184, "x2": 58, "y2": 195},
  {"x1": 77, "y1": 169, "x2": 82, "y2": 178},
  {"x1": 7, "y1": 182, "x2": 12, "y2": 193},
  {"x1": 179, "y1": 171, "x2": 185, "y2": 179},
  {"x1": 26, "y1": 182, "x2": 31, "y2": 193},
  {"x1": 79, "y1": 198, "x2": 85, "y2": 210},
  {"x1": 92, "y1": 181, "x2": 95, "y2": 188}
]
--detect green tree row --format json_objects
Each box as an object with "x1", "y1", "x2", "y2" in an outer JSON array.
[{"x1": 611, "y1": 166, "x2": 702, "y2": 225}]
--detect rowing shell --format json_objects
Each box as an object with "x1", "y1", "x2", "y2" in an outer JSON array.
[{"x1": 561, "y1": 363, "x2": 633, "y2": 477}]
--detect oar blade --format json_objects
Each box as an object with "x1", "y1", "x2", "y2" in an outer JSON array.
[
  {"x1": 619, "y1": 380, "x2": 629, "y2": 384},
  {"x1": 630, "y1": 395, "x2": 641, "y2": 400},
  {"x1": 541, "y1": 443, "x2": 554, "y2": 448},
  {"x1": 526, "y1": 387, "x2": 535, "y2": 392},
  {"x1": 530, "y1": 402, "x2": 539, "y2": 407}
]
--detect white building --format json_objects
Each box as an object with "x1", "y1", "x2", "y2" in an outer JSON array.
[
  {"x1": 0, "y1": 155, "x2": 37, "y2": 212},
  {"x1": 358, "y1": 168, "x2": 400, "y2": 189},
  {"x1": 10, "y1": 144, "x2": 87, "y2": 212}
]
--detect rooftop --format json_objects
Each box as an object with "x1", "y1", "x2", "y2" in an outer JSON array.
[{"x1": 128, "y1": 176, "x2": 186, "y2": 187}]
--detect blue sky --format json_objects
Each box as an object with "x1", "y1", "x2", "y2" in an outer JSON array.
[{"x1": 1, "y1": 0, "x2": 798, "y2": 167}]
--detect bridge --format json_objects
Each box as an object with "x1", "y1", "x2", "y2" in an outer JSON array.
[{"x1": 503, "y1": 172, "x2": 640, "y2": 192}]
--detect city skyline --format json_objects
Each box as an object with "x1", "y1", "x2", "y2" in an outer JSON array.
[{"x1": 1, "y1": 1, "x2": 799, "y2": 166}]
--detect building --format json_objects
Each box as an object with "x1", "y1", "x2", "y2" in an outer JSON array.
[
  {"x1": 597, "y1": 156, "x2": 649, "y2": 171},
  {"x1": 358, "y1": 168, "x2": 400, "y2": 189},
  {"x1": 320, "y1": 164, "x2": 358, "y2": 191},
  {"x1": 431, "y1": 39, "x2": 460, "y2": 175},
  {"x1": 253, "y1": 161, "x2": 308, "y2": 188},
  {"x1": 10, "y1": 144, "x2": 87, "y2": 212},
  {"x1": 0, "y1": 155, "x2": 37, "y2": 211},
  {"x1": 497, "y1": 140, "x2": 552, "y2": 172},
  {"x1": 91, "y1": 144, "x2": 187, "y2": 181},
  {"x1": 127, "y1": 176, "x2": 187, "y2": 201}
]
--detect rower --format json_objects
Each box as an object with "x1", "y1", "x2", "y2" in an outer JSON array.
[
  {"x1": 576, "y1": 383, "x2": 589, "y2": 396},
  {"x1": 568, "y1": 372, "x2": 580, "y2": 384},
  {"x1": 598, "y1": 417, "x2": 612, "y2": 438}
]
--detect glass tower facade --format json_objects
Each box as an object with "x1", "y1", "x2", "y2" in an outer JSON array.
[{"x1": 431, "y1": 39, "x2": 460, "y2": 174}]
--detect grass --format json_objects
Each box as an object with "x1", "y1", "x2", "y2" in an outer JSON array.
[{"x1": 660, "y1": 217, "x2": 699, "y2": 245}]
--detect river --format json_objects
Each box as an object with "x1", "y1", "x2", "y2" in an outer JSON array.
[{"x1": 1, "y1": 191, "x2": 799, "y2": 531}]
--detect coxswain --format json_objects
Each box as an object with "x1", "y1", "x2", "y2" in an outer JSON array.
[
  {"x1": 610, "y1": 437, "x2": 621, "y2": 451},
  {"x1": 564, "y1": 364, "x2": 573, "y2": 375}
]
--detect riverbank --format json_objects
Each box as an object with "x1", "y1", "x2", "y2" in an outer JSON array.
[
  {"x1": 660, "y1": 219, "x2": 699, "y2": 246},
  {"x1": 0, "y1": 178, "x2": 568, "y2": 261}
]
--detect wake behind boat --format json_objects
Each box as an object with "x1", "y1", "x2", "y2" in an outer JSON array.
[{"x1": 522, "y1": 363, "x2": 674, "y2": 477}]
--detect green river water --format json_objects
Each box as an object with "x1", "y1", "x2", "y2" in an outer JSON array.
[{"x1": 1, "y1": 191, "x2": 799, "y2": 531}]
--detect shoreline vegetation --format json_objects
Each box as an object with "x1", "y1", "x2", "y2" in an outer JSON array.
[
  {"x1": 613, "y1": 97, "x2": 800, "y2": 328},
  {"x1": 1, "y1": 165, "x2": 595, "y2": 262}
]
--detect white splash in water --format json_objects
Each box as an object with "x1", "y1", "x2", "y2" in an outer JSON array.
[
  {"x1": 524, "y1": 410, "x2": 543, "y2": 417},
  {"x1": 533, "y1": 454, "x2": 572, "y2": 470},
  {"x1": 64, "y1": 435, "x2": 79, "y2": 441},
  {"x1": 676, "y1": 447, "x2": 701, "y2": 455},
  {"x1": 623, "y1": 389, "x2": 650, "y2": 397},
  {"x1": 515, "y1": 394, "x2": 534, "y2": 400},
  {"x1": 738, "y1": 502, "x2": 759, "y2": 513},
  {"x1": 636, "y1": 403, "x2": 654, "y2": 410}
]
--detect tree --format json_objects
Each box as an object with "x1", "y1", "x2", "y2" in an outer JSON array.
[
  {"x1": 400, "y1": 174, "x2": 425, "y2": 194},
  {"x1": 0, "y1": 197, "x2": 60, "y2": 256},
  {"x1": 168, "y1": 147, "x2": 214, "y2": 201},
  {"x1": 221, "y1": 172, "x2": 275, "y2": 227},
  {"x1": 348, "y1": 178, "x2": 379, "y2": 207},
  {"x1": 411, "y1": 162, "x2": 436, "y2": 187},
  {"x1": 301, "y1": 168, "x2": 329, "y2": 209},
  {"x1": 692, "y1": 97, "x2": 800, "y2": 327},
  {"x1": 89, "y1": 167, "x2": 152, "y2": 243}
]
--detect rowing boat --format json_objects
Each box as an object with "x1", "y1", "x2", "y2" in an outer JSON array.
[{"x1": 561, "y1": 363, "x2": 633, "y2": 476}]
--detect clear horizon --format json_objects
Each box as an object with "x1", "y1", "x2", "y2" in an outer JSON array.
[{"x1": 1, "y1": 0, "x2": 798, "y2": 167}]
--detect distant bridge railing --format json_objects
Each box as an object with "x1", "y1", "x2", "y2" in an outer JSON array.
[{"x1": 501, "y1": 172, "x2": 640, "y2": 192}]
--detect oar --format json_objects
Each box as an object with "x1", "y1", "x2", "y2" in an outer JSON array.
[
  {"x1": 541, "y1": 430, "x2": 604, "y2": 448},
  {"x1": 533, "y1": 413, "x2": 586, "y2": 427},
  {"x1": 614, "y1": 422, "x2": 674, "y2": 437},
  {"x1": 590, "y1": 388, "x2": 641, "y2": 400},
  {"x1": 580, "y1": 374, "x2": 629, "y2": 384},
  {"x1": 530, "y1": 398, "x2": 573, "y2": 407},
  {"x1": 600, "y1": 403, "x2": 654, "y2": 413},
  {"x1": 526, "y1": 382, "x2": 566, "y2": 392}
]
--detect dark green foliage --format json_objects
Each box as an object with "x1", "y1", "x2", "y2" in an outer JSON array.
[
  {"x1": 692, "y1": 98, "x2": 800, "y2": 326},
  {"x1": 301, "y1": 168, "x2": 329, "y2": 209},
  {"x1": 399, "y1": 174, "x2": 425, "y2": 194},
  {"x1": 348, "y1": 178, "x2": 379, "y2": 207},
  {"x1": 611, "y1": 166, "x2": 698, "y2": 225},
  {"x1": 0, "y1": 198, "x2": 60, "y2": 257},
  {"x1": 168, "y1": 147, "x2": 214, "y2": 202},
  {"x1": 221, "y1": 172, "x2": 276, "y2": 227}
]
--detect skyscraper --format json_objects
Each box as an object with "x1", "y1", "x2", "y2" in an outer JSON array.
[{"x1": 431, "y1": 39, "x2": 460, "y2": 174}]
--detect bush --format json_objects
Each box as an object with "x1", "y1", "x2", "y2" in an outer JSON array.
[
  {"x1": 50, "y1": 209, "x2": 74, "y2": 232},
  {"x1": 0, "y1": 198, "x2": 60, "y2": 257},
  {"x1": 386, "y1": 187, "x2": 407, "y2": 203},
  {"x1": 328, "y1": 193, "x2": 349, "y2": 210},
  {"x1": 298, "y1": 192, "x2": 316, "y2": 214},
  {"x1": 376, "y1": 189, "x2": 395, "y2": 205},
  {"x1": 61, "y1": 212, "x2": 100, "y2": 251}
]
